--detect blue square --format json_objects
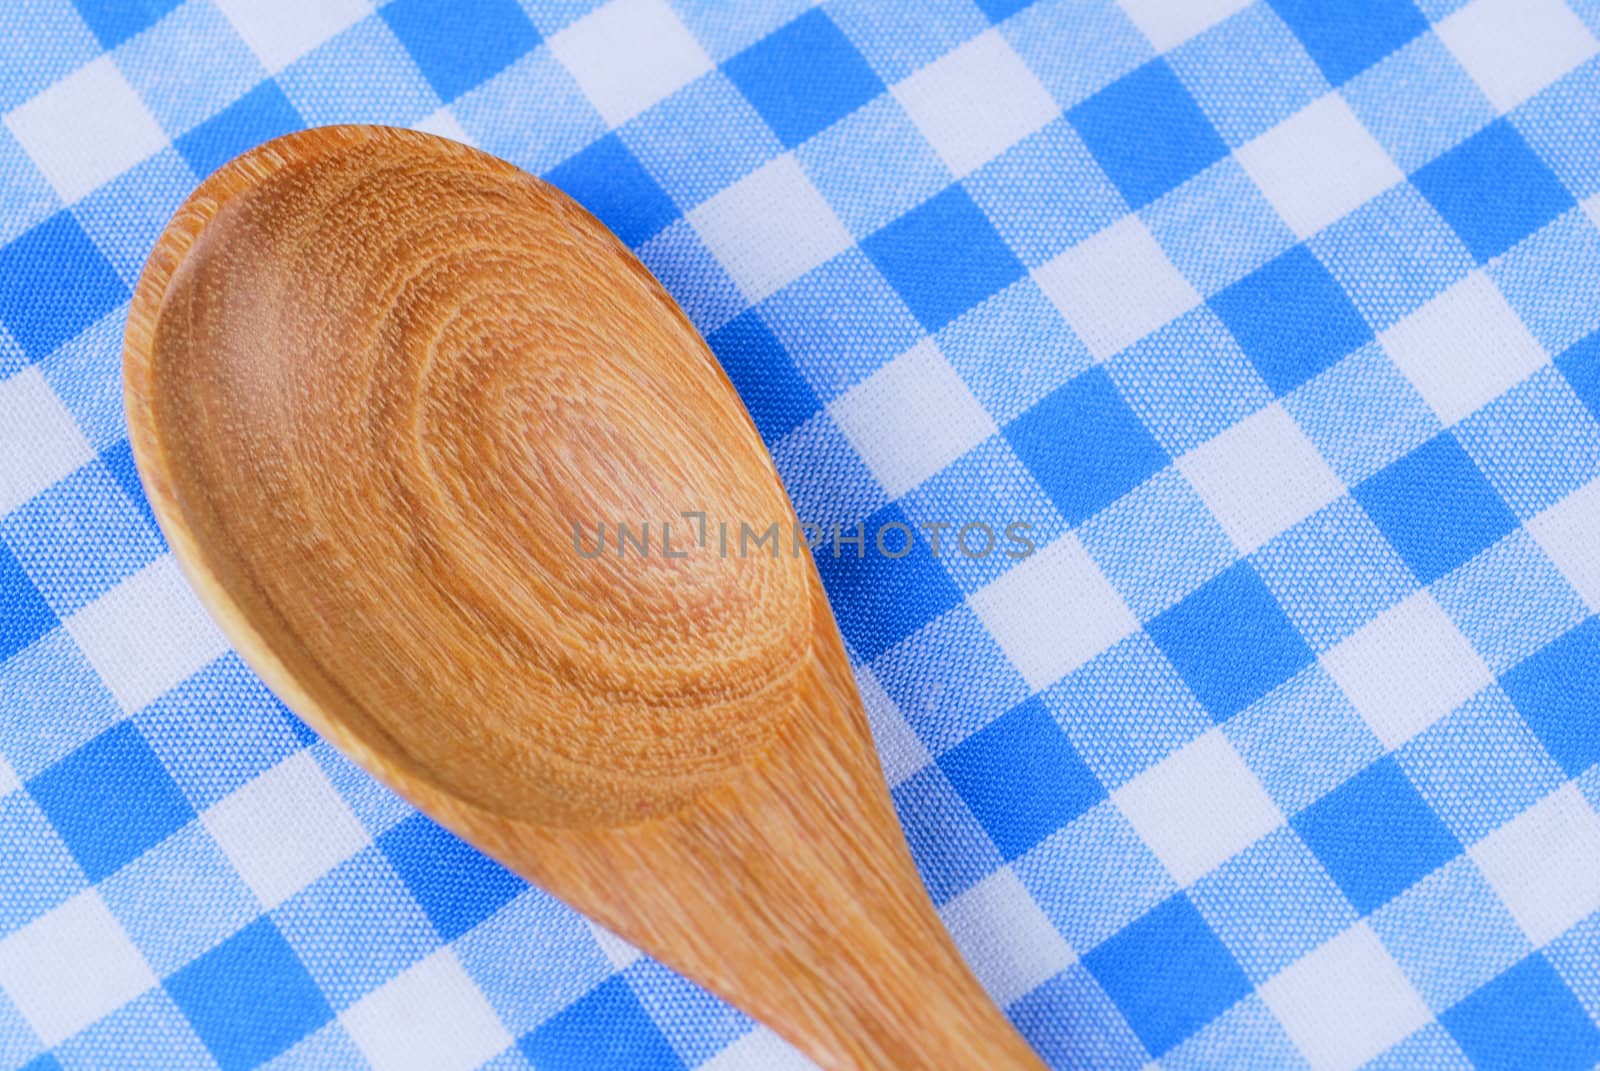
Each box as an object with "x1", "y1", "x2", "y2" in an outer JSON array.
[
  {"x1": 1501, "y1": 619, "x2": 1600, "y2": 778},
  {"x1": 813, "y1": 502, "x2": 962, "y2": 663},
  {"x1": 377, "y1": 813, "x2": 524, "y2": 940},
  {"x1": 1268, "y1": 0, "x2": 1427, "y2": 85},
  {"x1": 166, "y1": 918, "x2": 333, "y2": 1071},
  {"x1": 1292, "y1": 757, "x2": 1462, "y2": 914},
  {"x1": 1082, "y1": 894, "x2": 1251, "y2": 1056},
  {"x1": 545, "y1": 134, "x2": 678, "y2": 247},
  {"x1": 890, "y1": 765, "x2": 1005, "y2": 904},
  {"x1": 1190, "y1": 828, "x2": 1357, "y2": 984},
  {"x1": 1558, "y1": 327, "x2": 1600, "y2": 424},
  {"x1": 1412, "y1": 120, "x2": 1576, "y2": 264},
  {"x1": 938, "y1": 697, "x2": 1106, "y2": 861},
  {"x1": 520, "y1": 976, "x2": 682, "y2": 1071},
  {"x1": 0, "y1": 212, "x2": 128, "y2": 361},
  {"x1": 174, "y1": 81, "x2": 302, "y2": 179},
  {"x1": 1004, "y1": 366, "x2": 1167, "y2": 526},
  {"x1": 73, "y1": 0, "x2": 181, "y2": 48},
  {"x1": 1210, "y1": 245, "x2": 1373, "y2": 395},
  {"x1": 1147, "y1": 562, "x2": 1315, "y2": 723},
  {"x1": 381, "y1": 0, "x2": 540, "y2": 102},
  {"x1": 0, "y1": 539, "x2": 55, "y2": 662},
  {"x1": 705, "y1": 310, "x2": 820, "y2": 445},
  {"x1": 26, "y1": 721, "x2": 195, "y2": 882},
  {"x1": 1067, "y1": 60, "x2": 1228, "y2": 210},
  {"x1": 723, "y1": 9, "x2": 884, "y2": 149},
  {"x1": 861, "y1": 185, "x2": 1025, "y2": 332},
  {"x1": 1354, "y1": 433, "x2": 1519, "y2": 585},
  {"x1": 1441, "y1": 955, "x2": 1600, "y2": 1071}
]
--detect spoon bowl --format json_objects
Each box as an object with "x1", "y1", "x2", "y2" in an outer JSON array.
[{"x1": 125, "y1": 126, "x2": 1044, "y2": 1070}]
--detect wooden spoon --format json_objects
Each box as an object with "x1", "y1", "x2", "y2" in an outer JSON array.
[{"x1": 123, "y1": 126, "x2": 1044, "y2": 1070}]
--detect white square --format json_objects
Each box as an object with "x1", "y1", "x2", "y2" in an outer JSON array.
[
  {"x1": 938, "y1": 868, "x2": 1075, "y2": 1006},
  {"x1": 1585, "y1": 191, "x2": 1600, "y2": 233},
  {"x1": 1437, "y1": 0, "x2": 1599, "y2": 112},
  {"x1": 341, "y1": 949, "x2": 512, "y2": 1071},
  {"x1": 699, "y1": 1028, "x2": 815, "y2": 1071},
  {"x1": 828, "y1": 340, "x2": 996, "y2": 498},
  {"x1": 0, "y1": 754, "x2": 17, "y2": 797},
  {"x1": 549, "y1": 0, "x2": 712, "y2": 126},
  {"x1": 0, "y1": 891, "x2": 156, "y2": 1046},
  {"x1": 213, "y1": 0, "x2": 371, "y2": 72},
  {"x1": 66, "y1": 556, "x2": 230, "y2": 713},
  {"x1": 1528, "y1": 477, "x2": 1600, "y2": 610},
  {"x1": 854, "y1": 664, "x2": 932, "y2": 787},
  {"x1": 3, "y1": 56, "x2": 166, "y2": 205},
  {"x1": 1379, "y1": 271, "x2": 1547, "y2": 426},
  {"x1": 202, "y1": 752, "x2": 369, "y2": 909},
  {"x1": 891, "y1": 30, "x2": 1059, "y2": 177},
  {"x1": 1236, "y1": 93, "x2": 1403, "y2": 239},
  {"x1": 688, "y1": 154, "x2": 852, "y2": 301},
  {"x1": 1177, "y1": 403, "x2": 1344, "y2": 553},
  {"x1": 968, "y1": 535, "x2": 1137, "y2": 690},
  {"x1": 1112, "y1": 729, "x2": 1282, "y2": 885},
  {"x1": 1321, "y1": 591, "x2": 1491, "y2": 749},
  {"x1": 1470, "y1": 785, "x2": 1600, "y2": 945},
  {"x1": 1261, "y1": 923, "x2": 1430, "y2": 1071},
  {"x1": 0, "y1": 367, "x2": 93, "y2": 513},
  {"x1": 1118, "y1": 0, "x2": 1251, "y2": 50},
  {"x1": 1033, "y1": 216, "x2": 1200, "y2": 360},
  {"x1": 411, "y1": 107, "x2": 474, "y2": 146}
]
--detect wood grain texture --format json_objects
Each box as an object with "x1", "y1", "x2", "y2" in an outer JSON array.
[{"x1": 124, "y1": 126, "x2": 1045, "y2": 1070}]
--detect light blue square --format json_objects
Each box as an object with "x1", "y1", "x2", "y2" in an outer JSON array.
[
  {"x1": 1456, "y1": 366, "x2": 1600, "y2": 520},
  {"x1": 255, "y1": 1022, "x2": 367, "y2": 1071},
  {"x1": 935, "y1": 279, "x2": 1092, "y2": 425},
  {"x1": 1309, "y1": 183, "x2": 1472, "y2": 333},
  {"x1": 1253, "y1": 495, "x2": 1414, "y2": 651},
  {"x1": 70, "y1": 147, "x2": 196, "y2": 287},
  {"x1": 1342, "y1": 31, "x2": 1493, "y2": 172},
  {"x1": 626, "y1": 958, "x2": 752, "y2": 1068},
  {"x1": 1002, "y1": 0, "x2": 1151, "y2": 110},
  {"x1": 1370, "y1": 856, "x2": 1531, "y2": 1010},
  {"x1": 757, "y1": 248, "x2": 921, "y2": 399},
  {"x1": 1168, "y1": 3, "x2": 1327, "y2": 147},
  {"x1": 796, "y1": 95, "x2": 949, "y2": 239},
  {"x1": 278, "y1": 16, "x2": 440, "y2": 126},
  {"x1": 0, "y1": 461, "x2": 162, "y2": 616},
  {"x1": 966, "y1": 118, "x2": 1125, "y2": 268},
  {"x1": 671, "y1": 0, "x2": 812, "y2": 61},
  {"x1": 1046, "y1": 631, "x2": 1214, "y2": 788},
  {"x1": 1362, "y1": 1023, "x2": 1473, "y2": 1071},
  {"x1": 1546, "y1": 911, "x2": 1600, "y2": 1024},
  {"x1": 54, "y1": 989, "x2": 213, "y2": 1071},
  {"x1": 99, "y1": 822, "x2": 257, "y2": 976},
  {"x1": 636, "y1": 219, "x2": 746, "y2": 335},
  {"x1": 900, "y1": 438, "x2": 1065, "y2": 593},
  {"x1": 1078, "y1": 467, "x2": 1236, "y2": 622},
  {"x1": 1285, "y1": 342, "x2": 1441, "y2": 485},
  {"x1": 1162, "y1": 995, "x2": 1308, "y2": 1071},
  {"x1": 769, "y1": 411, "x2": 888, "y2": 530},
  {"x1": 311, "y1": 744, "x2": 412, "y2": 838},
  {"x1": 1014, "y1": 801, "x2": 1175, "y2": 954},
  {"x1": 0, "y1": 792, "x2": 85, "y2": 936},
  {"x1": 1106, "y1": 306, "x2": 1273, "y2": 456},
  {"x1": 1141, "y1": 158, "x2": 1295, "y2": 297},
  {"x1": 274, "y1": 848, "x2": 439, "y2": 1010},
  {"x1": 0, "y1": 128, "x2": 59, "y2": 248},
  {"x1": 1224, "y1": 665, "x2": 1384, "y2": 816},
  {"x1": 454, "y1": 887, "x2": 610, "y2": 1035},
  {"x1": 890, "y1": 764, "x2": 1005, "y2": 903},
  {"x1": 0, "y1": 0, "x2": 99, "y2": 113},
  {"x1": 1398, "y1": 686, "x2": 1566, "y2": 844},
  {"x1": 1433, "y1": 530, "x2": 1590, "y2": 675},
  {"x1": 870, "y1": 604, "x2": 1028, "y2": 754},
  {"x1": 1489, "y1": 208, "x2": 1600, "y2": 355},
  {"x1": 622, "y1": 72, "x2": 781, "y2": 211},
  {"x1": 452, "y1": 47, "x2": 604, "y2": 175},
  {"x1": 111, "y1": 0, "x2": 263, "y2": 136},
  {"x1": 1009, "y1": 964, "x2": 1148, "y2": 1071},
  {"x1": 0, "y1": 629, "x2": 120, "y2": 780},
  {"x1": 37, "y1": 304, "x2": 132, "y2": 451},
  {"x1": 0, "y1": 989, "x2": 42, "y2": 1070},
  {"x1": 1190, "y1": 827, "x2": 1357, "y2": 983},
  {"x1": 1514, "y1": 58, "x2": 1600, "y2": 201},
  {"x1": 824, "y1": 0, "x2": 988, "y2": 83}
]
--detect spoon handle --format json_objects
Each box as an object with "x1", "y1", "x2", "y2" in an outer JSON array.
[{"x1": 455, "y1": 582, "x2": 1047, "y2": 1070}]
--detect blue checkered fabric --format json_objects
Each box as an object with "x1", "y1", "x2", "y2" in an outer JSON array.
[{"x1": 4, "y1": 0, "x2": 1600, "y2": 1068}]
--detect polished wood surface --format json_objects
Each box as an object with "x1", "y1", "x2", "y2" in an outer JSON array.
[{"x1": 124, "y1": 126, "x2": 1044, "y2": 1070}]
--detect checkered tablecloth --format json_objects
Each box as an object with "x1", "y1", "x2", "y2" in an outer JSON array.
[{"x1": 4, "y1": 0, "x2": 1600, "y2": 1068}]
